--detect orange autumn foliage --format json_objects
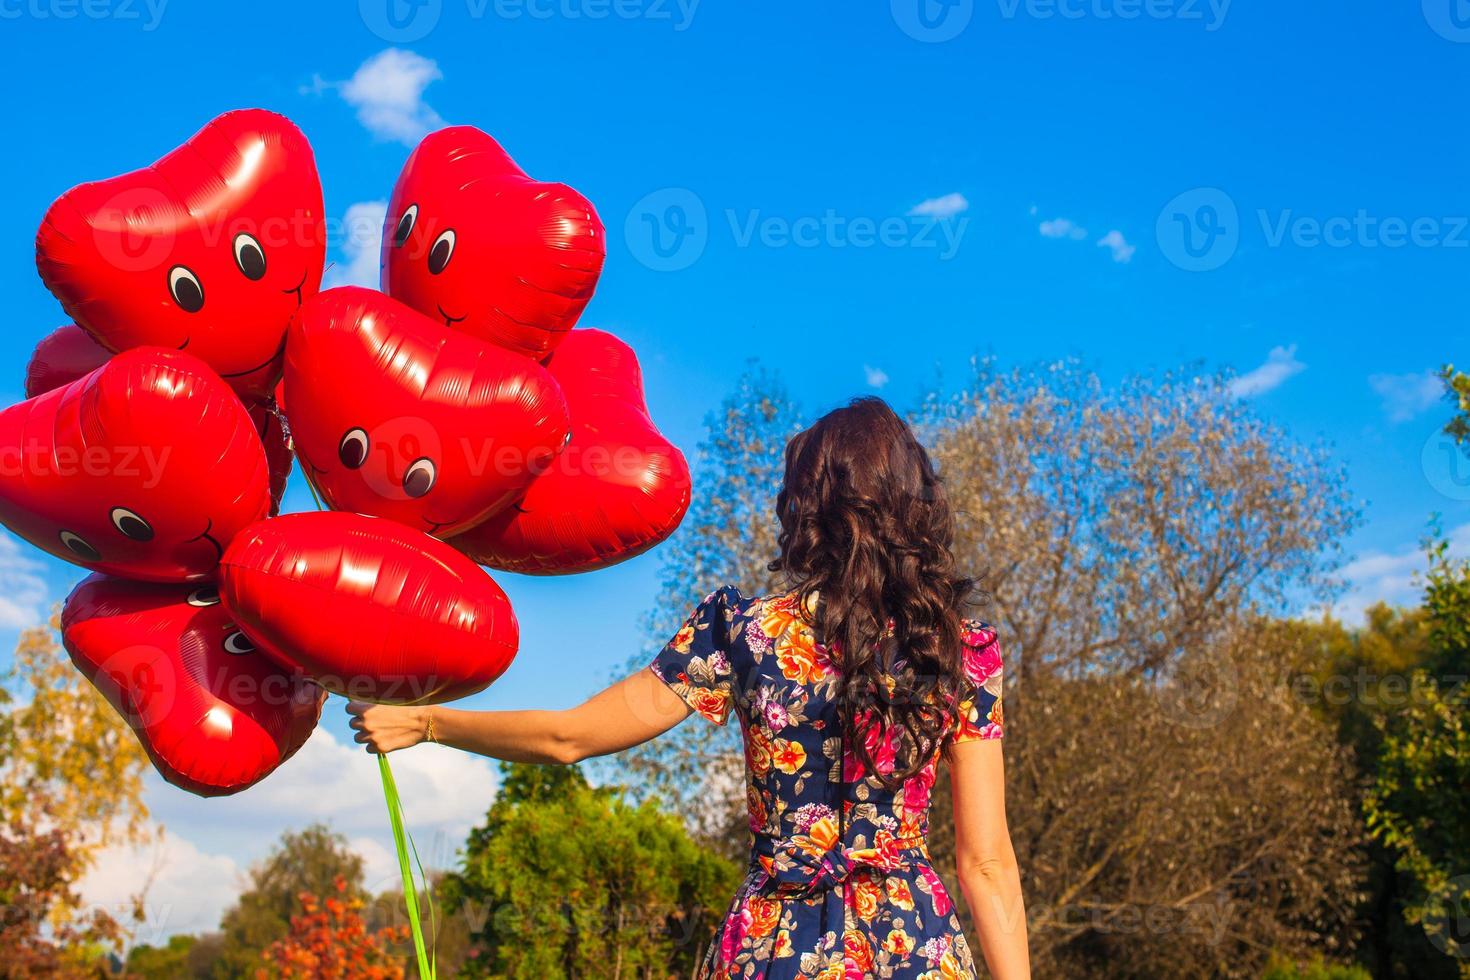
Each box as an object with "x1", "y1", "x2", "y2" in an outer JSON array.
[{"x1": 258, "y1": 875, "x2": 408, "y2": 979}]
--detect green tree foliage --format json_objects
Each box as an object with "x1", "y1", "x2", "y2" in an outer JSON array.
[
  {"x1": 1278, "y1": 606, "x2": 1454, "y2": 980},
  {"x1": 1261, "y1": 953, "x2": 1372, "y2": 980},
  {"x1": 443, "y1": 762, "x2": 740, "y2": 979},
  {"x1": 1365, "y1": 534, "x2": 1470, "y2": 977},
  {"x1": 124, "y1": 934, "x2": 198, "y2": 978},
  {"x1": 210, "y1": 824, "x2": 368, "y2": 978},
  {"x1": 1439, "y1": 366, "x2": 1470, "y2": 447}
]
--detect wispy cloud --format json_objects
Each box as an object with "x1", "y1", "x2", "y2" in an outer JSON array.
[
  {"x1": 1039, "y1": 217, "x2": 1087, "y2": 240},
  {"x1": 1229, "y1": 345, "x2": 1305, "y2": 398},
  {"x1": 306, "y1": 49, "x2": 446, "y2": 145},
  {"x1": 0, "y1": 533, "x2": 48, "y2": 629},
  {"x1": 908, "y1": 193, "x2": 969, "y2": 220},
  {"x1": 864, "y1": 365, "x2": 890, "y2": 389},
  {"x1": 1329, "y1": 522, "x2": 1470, "y2": 623},
  {"x1": 1369, "y1": 370, "x2": 1444, "y2": 423},
  {"x1": 324, "y1": 201, "x2": 388, "y2": 290},
  {"x1": 1096, "y1": 229, "x2": 1135, "y2": 264}
]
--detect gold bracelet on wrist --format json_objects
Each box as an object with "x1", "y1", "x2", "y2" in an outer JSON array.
[{"x1": 424, "y1": 708, "x2": 437, "y2": 744}]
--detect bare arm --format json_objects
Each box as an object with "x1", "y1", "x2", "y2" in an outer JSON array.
[
  {"x1": 950, "y1": 738, "x2": 1030, "y2": 979},
  {"x1": 347, "y1": 667, "x2": 693, "y2": 764}
]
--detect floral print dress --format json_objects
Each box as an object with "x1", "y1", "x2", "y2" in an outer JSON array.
[{"x1": 650, "y1": 587, "x2": 1005, "y2": 980}]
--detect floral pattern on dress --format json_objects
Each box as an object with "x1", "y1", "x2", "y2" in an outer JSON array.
[{"x1": 650, "y1": 586, "x2": 1004, "y2": 980}]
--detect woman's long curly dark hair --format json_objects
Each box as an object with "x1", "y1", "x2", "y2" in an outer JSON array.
[{"x1": 769, "y1": 397, "x2": 973, "y2": 790}]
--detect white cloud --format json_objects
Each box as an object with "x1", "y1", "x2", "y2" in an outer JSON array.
[
  {"x1": 325, "y1": 201, "x2": 389, "y2": 291},
  {"x1": 0, "y1": 532, "x2": 49, "y2": 629},
  {"x1": 81, "y1": 830, "x2": 240, "y2": 943},
  {"x1": 908, "y1": 193, "x2": 969, "y2": 220},
  {"x1": 864, "y1": 365, "x2": 890, "y2": 389},
  {"x1": 1096, "y1": 229, "x2": 1135, "y2": 264},
  {"x1": 309, "y1": 49, "x2": 446, "y2": 146},
  {"x1": 214, "y1": 725, "x2": 498, "y2": 843},
  {"x1": 1039, "y1": 217, "x2": 1088, "y2": 240},
  {"x1": 1369, "y1": 370, "x2": 1444, "y2": 423},
  {"x1": 1329, "y1": 522, "x2": 1470, "y2": 623},
  {"x1": 99, "y1": 725, "x2": 501, "y2": 940},
  {"x1": 1229, "y1": 345, "x2": 1305, "y2": 398}
]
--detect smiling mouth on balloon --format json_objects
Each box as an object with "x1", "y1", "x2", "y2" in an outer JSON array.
[
  {"x1": 283, "y1": 269, "x2": 309, "y2": 306},
  {"x1": 437, "y1": 305, "x2": 466, "y2": 328},
  {"x1": 186, "y1": 519, "x2": 224, "y2": 560},
  {"x1": 221, "y1": 335, "x2": 289, "y2": 379}
]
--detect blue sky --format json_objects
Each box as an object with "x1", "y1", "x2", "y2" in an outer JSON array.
[{"x1": 2, "y1": 0, "x2": 1467, "y2": 939}]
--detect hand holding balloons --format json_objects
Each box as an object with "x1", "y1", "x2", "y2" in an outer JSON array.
[{"x1": 18, "y1": 112, "x2": 689, "y2": 804}]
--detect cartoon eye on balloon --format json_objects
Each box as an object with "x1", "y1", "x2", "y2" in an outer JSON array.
[
  {"x1": 110, "y1": 507, "x2": 154, "y2": 542},
  {"x1": 428, "y1": 230, "x2": 455, "y2": 275},
  {"x1": 223, "y1": 630, "x2": 255, "y2": 655},
  {"x1": 187, "y1": 586, "x2": 221, "y2": 608},
  {"x1": 393, "y1": 204, "x2": 418, "y2": 248},
  {"x1": 168, "y1": 266, "x2": 205, "y2": 314},
  {"x1": 60, "y1": 530, "x2": 100, "y2": 562},
  {"x1": 404, "y1": 457, "x2": 436, "y2": 498},
  {"x1": 233, "y1": 233, "x2": 267, "y2": 281},
  {"x1": 338, "y1": 428, "x2": 370, "y2": 469}
]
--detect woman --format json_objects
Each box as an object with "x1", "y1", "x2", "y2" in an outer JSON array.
[{"x1": 350, "y1": 397, "x2": 1031, "y2": 979}]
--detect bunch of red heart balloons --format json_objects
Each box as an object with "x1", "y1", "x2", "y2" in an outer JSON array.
[{"x1": 4, "y1": 110, "x2": 691, "y2": 797}]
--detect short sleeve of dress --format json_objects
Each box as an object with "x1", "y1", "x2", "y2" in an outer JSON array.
[
  {"x1": 952, "y1": 621, "x2": 1004, "y2": 743},
  {"x1": 648, "y1": 586, "x2": 743, "y2": 726}
]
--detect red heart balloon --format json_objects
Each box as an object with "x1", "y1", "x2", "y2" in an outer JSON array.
[
  {"x1": 23, "y1": 324, "x2": 292, "y2": 515},
  {"x1": 36, "y1": 109, "x2": 326, "y2": 400},
  {"x1": 382, "y1": 126, "x2": 605, "y2": 361},
  {"x1": 61, "y1": 574, "x2": 324, "y2": 797},
  {"x1": 219, "y1": 511, "x2": 519, "y2": 705},
  {"x1": 0, "y1": 347, "x2": 270, "y2": 582},
  {"x1": 284, "y1": 286, "x2": 571, "y2": 538},
  {"x1": 24, "y1": 323, "x2": 110, "y2": 399},
  {"x1": 452, "y1": 329, "x2": 691, "y2": 574}
]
